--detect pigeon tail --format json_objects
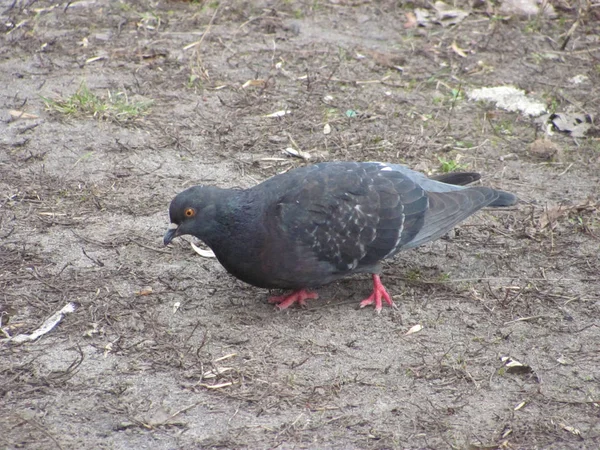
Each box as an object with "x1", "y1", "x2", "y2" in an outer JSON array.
[
  {"x1": 487, "y1": 190, "x2": 518, "y2": 207},
  {"x1": 431, "y1": 172, "x2": 481, "y2": 186}
]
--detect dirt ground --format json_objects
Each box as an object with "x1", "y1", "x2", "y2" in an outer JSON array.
[{"x1": 1, "y1": 1, "x2": 600, "y2": 448}]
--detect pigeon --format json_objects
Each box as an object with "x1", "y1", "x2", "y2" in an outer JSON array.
[{"x1": 164, "y1": 162, "x2": 517, "y2": 311}]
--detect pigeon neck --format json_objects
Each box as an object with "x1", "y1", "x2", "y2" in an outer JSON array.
[{"x1": 203, "y1": 188, "x2": 257, "y2": 245}]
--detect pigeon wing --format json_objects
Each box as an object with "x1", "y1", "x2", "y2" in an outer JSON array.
[{"x1": 274, "y1": 166, "x2": 381, "y2": 273}]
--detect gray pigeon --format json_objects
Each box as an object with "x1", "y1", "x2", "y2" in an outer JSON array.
[{"x1": 164, "y1": 162, "x2": 517, "y2": 311}]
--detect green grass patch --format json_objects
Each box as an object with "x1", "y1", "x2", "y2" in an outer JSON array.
[
  {"x1": 42, "y1": 83, "x2": 151, "y2": 122},
  {"x1": 437, "y1": 156, "x2": 467, "y2": 173}
]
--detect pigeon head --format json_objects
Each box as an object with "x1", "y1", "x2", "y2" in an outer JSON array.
[{"x1": 163, "y1": 185, "x2": 225, "y2": 246}]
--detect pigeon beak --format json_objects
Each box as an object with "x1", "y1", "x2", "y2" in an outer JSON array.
[{"x1": 163, "y1": 223, "x2": 179, "y2": 246}]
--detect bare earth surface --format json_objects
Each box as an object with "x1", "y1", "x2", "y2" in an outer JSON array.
[{"x1": 2, "y1": 1, "x2": 600, "y2": 449}]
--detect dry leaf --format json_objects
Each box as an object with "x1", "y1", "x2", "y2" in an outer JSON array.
[
  {"x1": 263, "y1": 110, "x2": 291, "y2": 118},
  {"x1": 561, "y1": 423, "x2": 582, "y2": 438},
  {"x1": 434, "y1": 1, "x2": 469, "y2": 26},
  {"x1": 538, "y1": 205, "x2": 567, "y2": 230},
  {"x1": 404, "y1": 12, "x2": 418, "y2": 29},
  {"x1": 242, "y1": 79, "x2": 266, "y2": 89},
  {"x1": 283, "y1": 147, "x2": 311, "y2": 160},
  {"x1": 9, "y1": 110, "x2": 39, "y2": 120},
  {"x1": 500, "y1": 0, "x2": 557, "y2": 17},
  {"x1": 10, "y1": 303, "x2": 77, "y2": 343},
  {"x1": 136, "y1": 286, "x2": 153, "y2": 296},
  {"x1": 405, "y1": 324, "x2": 423, "y2": 335},
  {"x1": 537, "y1": 200, "x2": 597, "y2": 230},
  {"x1": 414, "y1": 9, "x2": 430, "y2": 26}
]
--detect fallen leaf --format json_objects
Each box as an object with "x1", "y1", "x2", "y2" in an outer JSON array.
[
  {"x1": 263, "y1": 110, "x2": 291, "y2": 118},
  {"x1": 556, "y1": 355, "x2": 573, "y2": 365},
  {"x1": 10, "y1": 303, "x2": 77, "y2": 344},
  {"x1": 242, "y1": 79, "x2": 266, "y2": 89},
  {"x1": 404, "y1": 12, "x2": 418, "y2": 29},
  {"x1": 537, "y1": 200, "x2": 598, "y2": 230},
  {"x1": 104, "y1": 342, "x2": 113, "y2": 358},
  {"x1": 283, "y1": 147, "x2": 311, "y2": 160},
  {"x1": 561, "y1": 423, "x2": 583, "y2": 438},
  {"x1": 500, "y1": 0, "x2": 557, "y2": 17},
  {"x1": 538, "y1": 205, "x2": 567, "y2": 230},
  {"x1": 434, "y1": 1, "x2": 469, "y2": 26},
  {"x1": 136, "y1": 286, "x2": 153, "y2": 296},
  {"x1": 569, "y1": 74, "x2": 589, "y2": 85},
  {"x1": 405, "y1": 324, "x2": 423, "y2": 335},
  {"x1": 9, "y1": 110, "x2": 39, "y2": 120},
  {"x1": 414, "y1": 9, "x2": 430, "y2": 26}
]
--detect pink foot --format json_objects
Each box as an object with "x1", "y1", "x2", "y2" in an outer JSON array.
[
  {"x1": 268, "y1": 289, "x2": 319, "y2": 310},
  {"x1": 359, "y1": 274, "x2": 395, "y2": 312}
]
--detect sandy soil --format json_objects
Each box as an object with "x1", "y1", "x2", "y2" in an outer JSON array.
[{"x1": 1, "y1": 1, "x2": 599, "y2": 449}]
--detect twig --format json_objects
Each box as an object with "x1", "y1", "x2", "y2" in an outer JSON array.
[
  {"x1": 71, "y1": 230, "x2": 120, "y2": 248},
  {"x1": 556, "y1": 163, "x2": 573, "y2": 177},
  {"x1": 26, "y1": 418, "x2": 64, "y2": 450},
  {"x1": 128, "y1": 238, "x2": 171, "y2": 254},
  {"x1": 183, "y1": 5, "x2": 219, "y2": 50},
  {"x1": 158, "y1": 402, "x2": 202, "y2": 426},
  {"x1": 504, "y1": 315, "x2": 560, "y2": 325}
]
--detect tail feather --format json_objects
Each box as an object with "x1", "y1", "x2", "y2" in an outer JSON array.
[
  {"x1": 402, "y1": 187, "x2": 498, "y2": 250},
  {"x1": 378, "y1": 162, "x2": 517, "y2": 207},
  {"x1": 430, "y1": 172, "x2": 481, "y2": 186},
  {"x1": 488, "y1": 190, "x2": 518, "y2": 207}
]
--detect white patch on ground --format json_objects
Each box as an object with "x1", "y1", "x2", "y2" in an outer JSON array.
[{"x1": 468, "y1": 86, "x2": 547, "y2": 117}]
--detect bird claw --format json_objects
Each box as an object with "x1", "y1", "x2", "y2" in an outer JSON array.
[
  {"x1": 359, "y1": 275, "x2": 394, "y2": 312},
  {"x1": 268, "y1": 290, "x2": 319, "y2": 310}
]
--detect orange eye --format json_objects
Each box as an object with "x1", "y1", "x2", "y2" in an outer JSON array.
[{"x1": 184, "y1": 208, "x2": 195, "y2": 218}]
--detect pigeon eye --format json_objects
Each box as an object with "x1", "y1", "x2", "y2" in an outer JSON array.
[{"x1": 184, "y1": 208, "x2": 196, "y2": 218}]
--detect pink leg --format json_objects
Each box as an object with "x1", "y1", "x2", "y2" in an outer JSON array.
[
  {"x1": 359, "y1": 274, "x2": 395, "y2": 312},
  {"x1": 268, "y1": 289, "x2": 319, "y2": 310}
]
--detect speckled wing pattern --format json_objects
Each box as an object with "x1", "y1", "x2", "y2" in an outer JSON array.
[{"x1": 275, "y1": 162, "x2": 499, "y2": 275}]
